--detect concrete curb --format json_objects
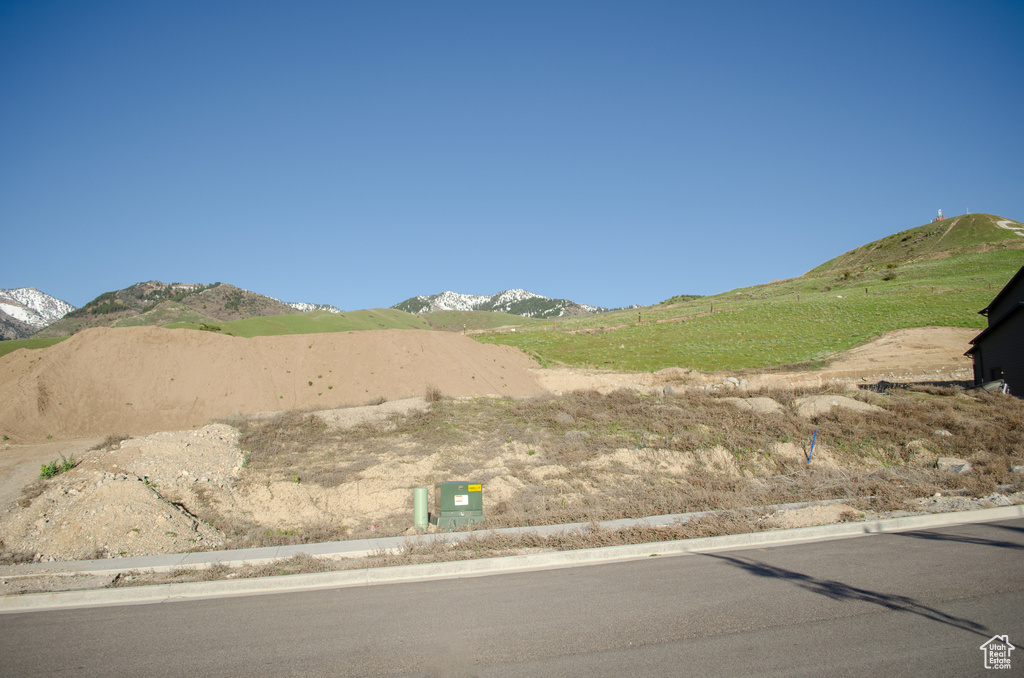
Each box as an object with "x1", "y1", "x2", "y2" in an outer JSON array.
[
  {"x1": 3, "y1": 504, "x2": 1022, "y2": 614},
  {"x1": 0, "y1": 498, "x2": 856, "y2": 578}
]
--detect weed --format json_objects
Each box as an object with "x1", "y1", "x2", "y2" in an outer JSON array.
[{"x1": 39, "y1": 453, "x2": 76, "y2": 479}]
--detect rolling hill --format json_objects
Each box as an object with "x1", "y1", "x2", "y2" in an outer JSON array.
[
  {"x1": 5, "y1": 214, "x2": 1021, "y2": 371},
  {"x1": 475, "y1": 214, "x2": 1024, "y2": 371},
  {"x1": 166, "y1": 308, "x2": 431, "y2": 337},
  {"x1": 809, "y1": 213, "x2": 1024, "y2": 274},
  {"x1": 34, "y1": 282, "x2": 302, "y2": 338}
]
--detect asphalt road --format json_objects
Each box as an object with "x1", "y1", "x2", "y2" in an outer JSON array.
[{"x1": 2, "y1": 519, "x2": 1021, "y2": 677}]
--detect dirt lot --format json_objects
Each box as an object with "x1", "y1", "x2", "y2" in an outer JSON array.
[{"x1": 2, "y1": 325, "x2": 1021, "y2": 588}]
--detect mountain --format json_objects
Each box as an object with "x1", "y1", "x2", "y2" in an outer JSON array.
[
  {"x1": 0, "y1": 288, "x2": 76, "y2": 340},
  {"x1": 393, "y1": 289, "x2": 606, "y2": 318},
  {"x1": 808, "y1": 213, "x2": 1024, "y2": 275},
  {"x1": 286, "y1": 302, "x2": 342, "y2": 314},
  {"x1": 34, "y1": 282, "x2": 301, "y2": 338}
]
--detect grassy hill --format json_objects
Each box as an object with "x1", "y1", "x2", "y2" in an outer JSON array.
[
  {"x1": 0, "y1": 336, "x2": 67, "y2": 359},
  {"x1": 809, "y1": 213, "x2": 1022, "y2": 273},
  {"x1": 166, "y1": 308, "x2": 430, "y2": 337},
  {"x1": 476, "y1": 214, "x2": 1024, "y2": 371},
  {"x1": 419, "y1": 310, "x2": 544, "y2": 332}
]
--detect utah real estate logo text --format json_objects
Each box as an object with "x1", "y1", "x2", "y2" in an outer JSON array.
[{"x1": 979, "y1": 635, "x2": 1015, "y2": 670}]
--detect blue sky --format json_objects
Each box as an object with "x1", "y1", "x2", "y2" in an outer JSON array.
[{"x1": 2, "y1": 1, "x2": 1022, "y2": 310}]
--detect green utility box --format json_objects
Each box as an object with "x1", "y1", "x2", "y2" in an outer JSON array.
[{"x1": 432, "y1": 481, "x2": 484, "y2": 530}]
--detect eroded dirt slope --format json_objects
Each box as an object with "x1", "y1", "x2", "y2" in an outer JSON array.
[{"x1": 0, "y1": 326, "x2": 544, "y2": 441}]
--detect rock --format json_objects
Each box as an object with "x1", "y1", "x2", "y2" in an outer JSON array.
[
  {"x1": 793, "y1": 395, "x2": 885, "y2": 419},
  {"x1": 906, "y1": 440, "x2": 937, "y2": 468},
  {"x1": 1010, "y1": 465, "x2": 1024, "y2": 474},
  {"x1": 721, "y1": 397, "x2": 784, "y2": 414},
  {"x1": 936, "y1": 457, "x2": 972, "y2": 474},
  {"x1": 933, "y1": 429, "x2": 952, "y2": 437}
]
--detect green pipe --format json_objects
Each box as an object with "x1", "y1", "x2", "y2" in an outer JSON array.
[{"x1": 413, "y1": 487, "x2": 428, "y2": 531}]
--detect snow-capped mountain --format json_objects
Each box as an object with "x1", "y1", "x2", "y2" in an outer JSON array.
[
  {"x1": 393, "y1": 289, "x2": 605, "y2": 319},
  {"x1": 0, "y1": 288, "x2": 76, "y2": 338},
  {"x1": 286, "y1": 302, "x2": 343, "y2": 314}
]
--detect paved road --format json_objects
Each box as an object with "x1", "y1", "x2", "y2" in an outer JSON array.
[{"x1": 2, "y1": 519, "x2": 1021, "y2": 677}]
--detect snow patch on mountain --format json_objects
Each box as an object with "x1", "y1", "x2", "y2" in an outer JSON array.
[
  {"x1": 0, "y1": 288, "x2": 76, "y2": 329},
  {"x1": 287, "y1": 302, "x2": 342, "y2": 314},
  {"x1": 393, "y1": 289, "x2": 606, "y2": 318}
]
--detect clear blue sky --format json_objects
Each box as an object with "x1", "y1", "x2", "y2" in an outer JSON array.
[{"x1": 2, "y1": 1, "x2": 1022, "y2": 310}]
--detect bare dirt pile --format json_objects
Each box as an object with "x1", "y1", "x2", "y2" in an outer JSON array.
[
  {"x1": 1, "y1": 425, "x2": 242, "y2": 562},
  {"x1": 0, "y1": 326, "x2": 545, "y2": 442}
]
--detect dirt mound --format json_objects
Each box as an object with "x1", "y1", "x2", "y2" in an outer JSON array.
[
  {"x1": 0, "y1": 327, "x2": 544, "y2": 442},
  {"x1": 1, "y1": 425, "x2": 241, "y2": 562}
]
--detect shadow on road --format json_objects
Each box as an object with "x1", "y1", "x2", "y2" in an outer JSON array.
[
  {"x1": 705, "y1": 553, "x2": 990, "y2": 637},
  {"x1": 987, "y1": 523, "x2": 1024, "y2": 535},
  {"x1": 894, "y1": 529, "x2": 1024, "y2": 550}
]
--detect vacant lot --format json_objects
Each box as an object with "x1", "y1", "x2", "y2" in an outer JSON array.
[
  {"x1": 1, "y1": 326, "x2": 1021, "y2": 589},
  {"x1": 3, "y1": 377, "x2": 1021, "y2": 568}
]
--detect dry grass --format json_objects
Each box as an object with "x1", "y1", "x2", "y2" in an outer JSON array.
[
  {"x1": 216, "y1": 385, "x2": 1023, "y2": 548},
  {"x1": 108, "y1": 510, "x2": 788, "y2": 586},
  {"x1": 90, "y1": 433, "x2": 130, "y2": 452},
  {"x1": 0, "y1": 542, "x2": 36, "y2": 565}
]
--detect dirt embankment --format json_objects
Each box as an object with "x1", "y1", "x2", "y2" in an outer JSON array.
[{"x1": 0, "y1": 326, "x2": 545, "y2": 442}]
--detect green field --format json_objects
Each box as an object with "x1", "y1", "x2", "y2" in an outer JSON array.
[
  {"x1": 166, "y1": 308, "x2": 430, "y2": 337},
  {"x1": 419, "y1": 309, "x2": 544, "y2": 332},
  {"x1": 475, "y1": 231, "x2": 1023, "y2": 371},
  {"x1": 0, "y1": 336, "x2": 68, "y2": 358}
]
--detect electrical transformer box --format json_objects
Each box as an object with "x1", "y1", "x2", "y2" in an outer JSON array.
[{"x1": 432, "y1": 481, "x2": 483, "y2": 530}]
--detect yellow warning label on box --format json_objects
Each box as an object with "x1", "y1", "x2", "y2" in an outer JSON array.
[{"x1": 468, "y1": 484, "x2": 481, "y2": 492}]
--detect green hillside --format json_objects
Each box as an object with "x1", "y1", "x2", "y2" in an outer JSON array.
[
  {"x1": 166, "y1": 308, "x2": 430, "y2": 337},
  {"x1": 420, "y1": 310, "x2": 544, "y2": 332},
  {"x1": 476, "y1": 215, "x2": 1024, "y2": 372},
  {"x1": 809, "y1": 213, "x2": 1021, "y2": 273},
  {"x1": 0, "y1": 336, "x2": 67, "y2": 359}
]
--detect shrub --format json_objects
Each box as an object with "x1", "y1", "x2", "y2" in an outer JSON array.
[{"x1": 40, "y1": 454, "x2": 76, "y2": 479}]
